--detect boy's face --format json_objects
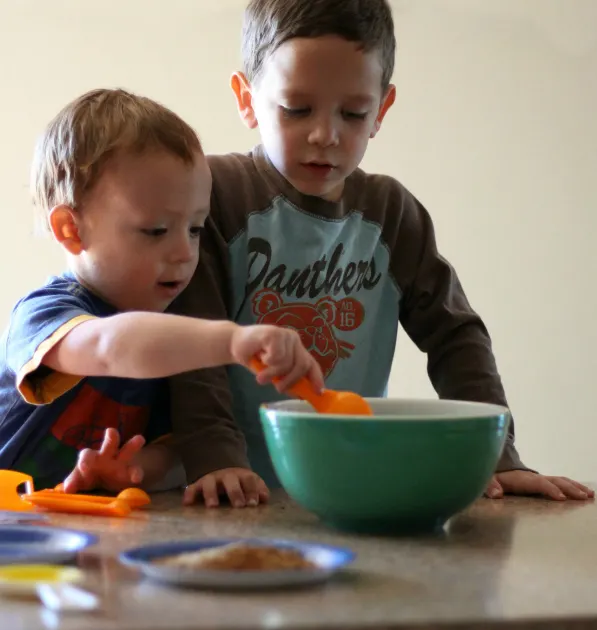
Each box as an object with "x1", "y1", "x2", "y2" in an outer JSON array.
[
  {"x1": 235, "y1": 35, "x2": 395, "y2": 201},
  {"x1": 60, "y1": 150, "x2": 211, "y2": 312}
]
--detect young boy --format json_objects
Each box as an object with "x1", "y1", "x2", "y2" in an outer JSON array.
[
  {"x1": 172, "y1": 0, "x2": 593, "y2": 505},
  {"x1": 0, "y1": 88, "x2": 323, "y2": 500}
]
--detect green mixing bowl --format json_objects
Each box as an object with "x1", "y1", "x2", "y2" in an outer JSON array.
[{"x1": 259, "y1": 398, "x2": 510, "y2": 535}]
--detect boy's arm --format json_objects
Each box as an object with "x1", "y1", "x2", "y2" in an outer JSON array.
[
  {"x1": 390, "y1": 187, "x2": 527, "y2": 472},
  {"x1": 42, "y1": 286, "x2": 318, "y2": 397},
  {"x1": 42, "y1": 312, "x2": 238, "y2": 379},
  {"x1": 167, "y1": 216, "x2": 251, "y2": 483},
  {"x1": 169, "y1": 366, "x2": 250, "y2": 482},
  {"x1": 134, "y1": 443, "x2": 180, "y2": 490}
]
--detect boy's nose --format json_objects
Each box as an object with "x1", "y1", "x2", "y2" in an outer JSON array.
[
  {"x1": 169, "y1": 236, "x2": 197, "y2": 264},
  {"x1": 308, "y1": 119, "x2": 339, "y2": 147}
]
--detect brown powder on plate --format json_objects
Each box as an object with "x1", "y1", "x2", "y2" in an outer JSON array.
[{"x1": 157, "y1": 543, "x2": 317, "y2": 571}]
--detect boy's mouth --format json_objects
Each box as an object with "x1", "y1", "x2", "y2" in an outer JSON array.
[
  {"x1": 157, "y1": 280, "x2": 184, "y2": 294},
  {"x1": 301, "y1": 162, "x2": 336, "y2": 177}
]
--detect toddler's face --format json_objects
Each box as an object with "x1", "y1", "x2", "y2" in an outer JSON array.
[
  {"x1": 250, "y1": 35, "x2": 394, "y2": 201},
  {"x1": 73, "y1": 150, "x2": 211, "y2": 312}
]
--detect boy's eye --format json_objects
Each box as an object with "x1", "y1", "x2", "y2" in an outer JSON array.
[
  {"x1": 141, "y1": 227, "x2": 167, "y2": 237},
  {"x1": 189, "y1": 226, "x2": 202, "y2": 238},
  {"x1": 281, "y1": 106, "x2": 368, "y2": 121},
  {"x1": 343, "y1": 111, "x2": 368, "y2": 120},
  {"x1": 280, "y1": 106, "x2": 310, "y2": 118}
]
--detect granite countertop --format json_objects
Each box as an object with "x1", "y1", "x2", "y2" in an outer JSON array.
[{"x1": 1, "y1": 489, "x2": 597, "y2": 630}]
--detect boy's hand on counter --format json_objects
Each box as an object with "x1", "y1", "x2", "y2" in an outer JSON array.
[
  {"x1": 183, "y1": 467, "x2": 269, "y2": 508},
  {"x1": 62, "y1": 428, "x2": 145, "y2": 493},
  {"x1": 484, "y1": 470, "x2": 594, "y2": 501}
]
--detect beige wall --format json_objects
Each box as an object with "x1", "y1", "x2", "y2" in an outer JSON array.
[{"x1": 1, "y1": 1, "x2": 595, "y2": 479}]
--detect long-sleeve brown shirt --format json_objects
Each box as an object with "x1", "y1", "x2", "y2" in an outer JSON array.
[{"x1": 169, "y1": 146, "x2": 529, "y2": 485}]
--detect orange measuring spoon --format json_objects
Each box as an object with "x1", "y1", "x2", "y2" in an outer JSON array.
[
  {"x1": 48, "y1": 485, "x2": 151, "y2": 508},
  {"x1": 249, "y1": 357, "x2": 373, "y2": 416},
  {"x1": 22, "y1": 486, "x2": 151, "y2": 516},
  {"x1": 0, "y1": 470, "x2": 150, "y2": 517},
  {"x1": 23, "y1": 493, "x2": 132, "y2": 517}
]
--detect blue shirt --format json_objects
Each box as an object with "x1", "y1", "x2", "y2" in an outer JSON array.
[{"x1": 0, "y1": 273, "x2": 170, "y2": 489}]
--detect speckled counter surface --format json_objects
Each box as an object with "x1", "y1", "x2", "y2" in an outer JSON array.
[{"x1": 2, "y1": 488, "x2": 597, "y2": 630}]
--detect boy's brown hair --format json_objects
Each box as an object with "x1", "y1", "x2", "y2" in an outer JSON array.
[
  {"x1": 31, "y1": 88, "x2": 202, "y2": 232},
  {"x1": 241, "y1": 0, "x2": 396, "y2": 90}
]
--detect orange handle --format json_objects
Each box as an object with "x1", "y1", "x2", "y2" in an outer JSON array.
[
  {"x1": 248, "y1": 357, "x2": 322, "y2": 407},
  {"x1": 0, "y1": 470, "x2": 36, "y2": 512},
  {"x1": 22, "y1": 494, "x2": 131, "y2": 517},
  {"x1": 33, "y1": 489, "x2": 115, "y2": 504},
  {"x1": 39, "y1": 486, "x2": 150, "y2": 508}
]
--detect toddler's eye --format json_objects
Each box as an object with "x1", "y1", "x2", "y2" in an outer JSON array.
[
  {"x1": 281, "y1": 106, "x2": 310, "y2": 118},
  {"x1": 141, "y1": 228, "x2": 167, "y2": 237},
  {"x1": 343, "y1": 111, "x2": 368, "y2": 120}
]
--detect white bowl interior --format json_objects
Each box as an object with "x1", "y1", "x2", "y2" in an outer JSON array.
[{"x1": 263, "y1": 397, "x2": 510, "y2": 421}]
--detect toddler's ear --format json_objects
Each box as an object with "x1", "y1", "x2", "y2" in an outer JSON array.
[
  {"x1": 49, "y1": 205, "x2": 83, "y2": 255},
  {"x1": 371, "y1": 84, "x2": 396, "y2": 138},
  {"x1": 231, "y1": 71, "x2": 258, "y2": 130}
]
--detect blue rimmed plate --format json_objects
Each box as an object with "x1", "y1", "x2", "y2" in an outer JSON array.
[
  {"x1": 0, "y1": 525, "x2": 98, "y2": 566},
  {"x1": 119, "y1": 537, "x2": 355, "y2": 590}
]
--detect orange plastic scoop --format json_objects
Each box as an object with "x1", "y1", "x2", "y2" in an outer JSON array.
[
  {"x1": 249, "y1": 357, "x2": 373, "y2": 416},
  {"x1": 47, "y1": 486, "x2": 150, "y2": 508},
  {"x1": 0, "y1": 470, "x2": 150, "y2": 517},
  {"x1": 23, "y1": 494, "x2": 132, "y2": 517}
]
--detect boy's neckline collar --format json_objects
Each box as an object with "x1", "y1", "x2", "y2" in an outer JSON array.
[
  {"x1": 60, "y1": 271, "x2": 119, "y2": 314},
  {"x1": 251, "y1": 145, "x2": 357, "y2": 220}
]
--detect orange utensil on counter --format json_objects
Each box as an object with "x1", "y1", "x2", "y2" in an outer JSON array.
[
  {"x1": 0, "y1": 470, "x2": 150, "y2": 517},
  {"x1": 49, "y1": 485, "x2": 150, "y2": 508},
  {"x1": 23, "y1": 493, "x2": 132, "y2": 517},
  {"x1": 0, "y1": 470, "x2": 35, "y2": 512},
  {"x1": 249, "y1": 357, "x2": 373, "y2": 416}
]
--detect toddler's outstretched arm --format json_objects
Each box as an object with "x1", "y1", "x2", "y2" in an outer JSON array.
[{"x1": 42, "y1": 312, "x2": 323, "y2": 391}]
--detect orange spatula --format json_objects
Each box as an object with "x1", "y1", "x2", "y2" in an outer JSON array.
[{"x1": 249, "y1": 357, "x2": 373, "y2": 416}]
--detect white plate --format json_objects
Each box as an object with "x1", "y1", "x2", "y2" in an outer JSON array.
[
  {"x1": 119, "y1": 537, "x2": 355, "y2": 590},
  {"x1": 0, "y1": 525, "x2": 97, "y2": 566}
]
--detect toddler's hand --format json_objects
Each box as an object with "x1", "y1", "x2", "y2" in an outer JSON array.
[
  {"x1": 62, "y1": 428, "x2": 145, "y2": 494},
  {"x1": 231, "y1": 324, "x2": 324, "y2": 393},
  {"x1": 485, "y1": 470, "x2": 594, "y2": 501},
  {"x1": 183, "y1": 467, "x2": 269, "y2": 508}
]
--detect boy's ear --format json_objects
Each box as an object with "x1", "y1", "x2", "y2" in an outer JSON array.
[
  {"x1": 49, "y1": 205, "x2": 83, "y2": 255},
  {"x1": 231, "y1": 71, "x2": 258, "y2": 129},
  {"x1": 370, "y1": 84, "x2": 396, "y2": 138}
]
